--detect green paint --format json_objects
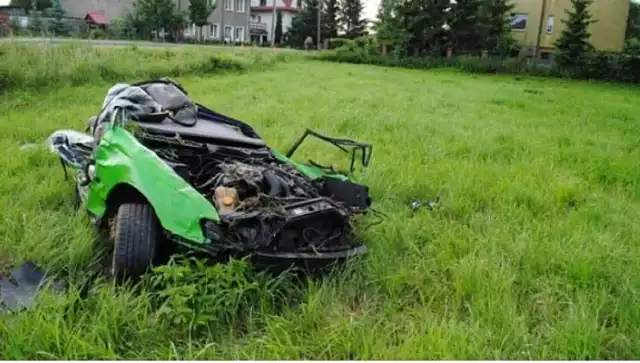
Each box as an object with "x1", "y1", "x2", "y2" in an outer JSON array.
[
  {"x1": 270, "y1": 149, "x2": 349, "y2": 181},
  {"x1": 86, "y1": 125, "x2": 219, "y2": 245},
  {"x1": 66, "y1": 112, "x2": 351, "y2": 246}
]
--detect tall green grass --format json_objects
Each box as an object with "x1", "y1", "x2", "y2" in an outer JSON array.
[
  {"x1": 0, "y1": 43, "x2": 301, "y2": 93},
  {"x1": 1, "y1": 49, "x2": 640, "y2": 359}
]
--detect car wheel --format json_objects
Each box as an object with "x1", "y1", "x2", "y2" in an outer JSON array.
[{"x1": 111, "y1": 203, "x2": 159, "y2": 282}]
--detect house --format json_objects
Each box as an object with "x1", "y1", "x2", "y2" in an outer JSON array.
[
  {"x1": 59, "y1": 0, "x2": 135, "y2": 23},
  {"x1": 509, "y1": 0, "x2": 630, "y2": 54},
  {"x1": 58, "y1": 0, "x2": 255, "y2": 43},
  {"x1": 249, "y1": 0, "x2": 300, "y2": 44},
  {"x1": 179, "y1": 0, "x2": 251, "y2": 43}
]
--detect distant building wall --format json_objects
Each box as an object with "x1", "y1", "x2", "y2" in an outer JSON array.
[
  {"x1": 59, "y1": 0, "x2": 136, "y2": 21},
  {"x1": 510, "y1": 0, "x2": 630, "y2": 53}
]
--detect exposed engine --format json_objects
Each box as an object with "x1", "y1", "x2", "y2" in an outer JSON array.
[{"x1": 144, "y1": 134, "x2": 371, "y2": 255}]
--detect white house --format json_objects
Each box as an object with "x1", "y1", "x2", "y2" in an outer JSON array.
[{"x1": 249, "y1": 0, "x2": 300, "y2": 44}]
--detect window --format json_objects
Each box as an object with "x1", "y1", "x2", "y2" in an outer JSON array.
[
  {"x1": 546, "y1": 15, "x2": 554, "y2": 33},
  {"x1": 235, "y1": 0, "x2": 245, "y2": 12},
  {"x1": 225, "y1": 0, "x2": 233, "y2": 10},
  {"x1": 234, "y1": 26, "x2": 245, "y2": 42},
  {"x1": 209, "y1": 23, "x2": 218, "y2": 38},
  {"x1": 510, "y1": 13, "x2": 527, "y2": 31},
  {"x1": 224, "y1": 25, "x2": 232, "y2": 39},
  {"x1": 184, "y1": 23, "x2": 196, "y2": 37},
  {"x1": 207, "y1": 0, "x2": 214, "y2": 6},
  {"x1": 259, "y1": 0, "x2": 266, "y2": 6}
]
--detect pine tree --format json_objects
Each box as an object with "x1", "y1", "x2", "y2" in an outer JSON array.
[
  {"x1": 626, "y1": 0, "x2": 640, "y2": 40},
  {"x1": 286, "y1": 0, "x2": 320, "y2": 47},
  {"x1": 274, "y1": 11, "x2": 283, "y2": 43},
  {"x1": 477, "y1": 0, "x2": 515, "y2": 55},
  {"x1": 10, "y1": 0, "x2": 50, "y2": 14},
  {"x1": 394, "y1": 0, "x2": 449, "y2": 56},
  {"x1": 46, "y1": 0, "x2": 69, "y2": 36},
  {"x1": 323, "y1": 0, "x2": 339, "y2": 39},
  {"x1": 554, "y1": 0, "x2": 596, "y2": 69},
  {"x1": 373, "y1": 0, "x2": 410, "y2": 54},
  {"x1": 27, "y1": 0, "x2": 45, "y2": 35},
  {"x1": 188, "y1": 0, "x2": 215, "y2": 42},
  {"x1": 339, "y1": 0, "x2": 367, "y2": 38},
  {"x1": 446, "y1": 0, "x2": 482, "y2": 55}
]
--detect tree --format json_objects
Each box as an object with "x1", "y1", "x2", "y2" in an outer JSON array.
[
  {"x1": 286, "y1": 0, "x2": 321, "y2": 47},
  {"x1": 188, "y1": 0, "x2": 215, "y2": 42},
  {"x1": 373, "y1": 0, "x2": 410, "y2": 55},
  {"x1": 133, "y1": 0, "x2": 177, "y2": 39},
  {"x1": 554, "y1": 0, "x2": 596, "y2": 69},
  {"x1": 392, "y1": 0, "x2": 449, "y2": 56},
  {"x1": 627, "y1": 0, "x2": 640, "y2": 40},
  {"x1": 168, "y1": 7, "x2": 189, "y2": 42},
  {"x1": 446, "y1": 0, "x2": 482, "y2": 55},
  {"x1": 323, "y1": 0, "x2": 339, "y2": 39},
  {"x1": 45, "y1": 0, "x2": 70, "y2": 36},
  {"x1": 339, "y1": 0, "x2": 367, "y2": 38},
  {"x1": 27, "y1": 0, "x2": 46, "y2": 35},
  {"x1": 274, "y1": 11, "x2": 283, "y2": 43},
  {"x1": 477, "y1": 0, "x2": 515, "y2": 55},
  {"x1": 10, "y1": 0, "x2": 50, "y2": 14}
]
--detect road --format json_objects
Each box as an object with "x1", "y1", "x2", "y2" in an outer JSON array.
[
  {"x1": 0, "y1": 37, "x2": 298, "y2": 51},
  {"x1": 0, "y1": 37, "x2": 217, "y2": 48}
]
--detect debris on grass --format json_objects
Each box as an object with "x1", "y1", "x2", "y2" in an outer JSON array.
[
  {"x1": 0, "y1": 261, "x2": 66, "y2": 313},
  {"x1": 409, "y1": 196, "x2": 440, "y2": 211}
]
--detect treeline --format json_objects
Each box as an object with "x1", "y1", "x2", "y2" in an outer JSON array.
[
  {"x1": 319, "y1": 0, "x2": 640, "y2": 84},
  {"x1": 285, "y1": 0, "x2": 369, "y2": 48}
]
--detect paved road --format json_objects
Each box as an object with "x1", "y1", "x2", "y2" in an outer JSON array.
[
  {"x1": 0, "y1": 37, "x2": 214, "y2": 48},
  {"x1": 0, "y1": 37, "x2": 298, "y2": 51}
]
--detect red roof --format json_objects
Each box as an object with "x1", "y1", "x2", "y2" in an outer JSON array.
[{"x1": 85, "y1": 11, "x2": 108, "y2": 25}]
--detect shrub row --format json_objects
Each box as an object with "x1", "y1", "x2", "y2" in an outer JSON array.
[
  {"x1": 0, "y1": 43, "x2": 295, "y2": 93},
  {"x1": 318, "y1": 41, "x2": 640, "y2": 84}
]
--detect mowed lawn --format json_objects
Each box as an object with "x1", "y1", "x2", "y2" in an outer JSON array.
[{"x1": 1, "y1": 59, "x2": 640, "y2": 359}]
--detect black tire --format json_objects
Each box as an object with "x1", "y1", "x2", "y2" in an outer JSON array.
[{"x1": 111, "y1": 203, "x2": 159, "y2": 282}]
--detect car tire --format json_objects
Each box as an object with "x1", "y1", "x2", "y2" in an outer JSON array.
[{"x1": 111, "y1": 203, "x2": 159, "y2": 282}]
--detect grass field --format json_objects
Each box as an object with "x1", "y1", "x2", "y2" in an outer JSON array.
[{"x1": 1, "y1": 45, "x2": 640, "y2": 359}]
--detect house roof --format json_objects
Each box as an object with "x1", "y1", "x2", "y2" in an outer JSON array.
[{"x1": 85, "y1": 11, "x2": 108, "y2": 25}]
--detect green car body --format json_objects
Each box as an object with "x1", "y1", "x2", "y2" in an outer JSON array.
[{"x1": 85, "y1": 120, "x2": 350, "y2": 247}]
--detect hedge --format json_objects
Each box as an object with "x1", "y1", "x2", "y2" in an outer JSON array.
[{"x1": 318, "y1": 41, "x2": 640, "y2": 84}]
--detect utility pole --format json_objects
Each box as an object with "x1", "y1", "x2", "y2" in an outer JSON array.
[
  {"x1": 316, "y1": 0, "x2": 322, "y2": 49},
  {"x1": 271, "y1": 0, "x2": 277, "y2": 46},
  {"x1": 534, "y1": 0, "x2": 547, "y2": 58}
]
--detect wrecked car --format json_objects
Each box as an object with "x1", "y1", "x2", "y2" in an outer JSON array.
[{"x1": 46, "y1": 78, "x2": 374, "y2": 281}]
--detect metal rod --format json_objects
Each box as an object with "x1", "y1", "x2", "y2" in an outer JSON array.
[
  {"x1": 271, "y1": 0, "x2": 277, "y2": 46},
  {"x1": 535, "y1": 0, "x2": 547, "y2": 58},
  {"x1": 317, "y1": 0, "x2": 322, "y2": 50}
]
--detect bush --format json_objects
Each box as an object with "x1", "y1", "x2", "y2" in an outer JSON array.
[
  {"x1": 327, "y1": 38, "x2": 354, "y2": 50},
  {"x1": 624, "y1": 38, "x2": 640, "y2": 56},
  {"x1": 319, "y1": 39, "x2": 640, "y2": 84}
]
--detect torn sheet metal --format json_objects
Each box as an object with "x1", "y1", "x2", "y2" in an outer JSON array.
[{"x1": 0, "y1": 261, "x2": 66, "y2": 313}]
